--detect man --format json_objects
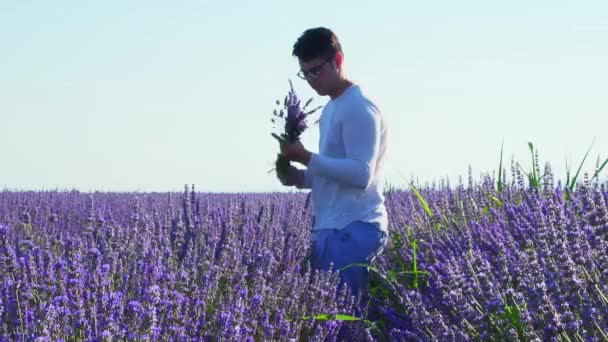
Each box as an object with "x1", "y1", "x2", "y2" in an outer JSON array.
[{"x1": 274, "y1": 27, "x2": 389, "y2": 302}]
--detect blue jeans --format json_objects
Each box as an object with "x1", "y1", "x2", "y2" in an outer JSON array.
[{"x1": 310, "y1": 220, "x2": 388, "y2": 298}]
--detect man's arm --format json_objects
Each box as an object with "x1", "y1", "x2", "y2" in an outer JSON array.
[{"x1": 306, "y1": 102, "x2": 381, "y2": 190}]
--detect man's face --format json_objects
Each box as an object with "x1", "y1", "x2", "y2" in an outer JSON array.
[{"x1": 298, "y1": 56, "x2": 336, "y2": 96}]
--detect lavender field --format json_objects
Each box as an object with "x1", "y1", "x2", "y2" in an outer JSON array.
[{"x1": 1, "y1": 163, "x2": 608, "y2": 341}]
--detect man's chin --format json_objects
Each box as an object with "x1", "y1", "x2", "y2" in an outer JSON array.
[{"x1": 313, "y1": 88, "x2": 326, "y2": 96}]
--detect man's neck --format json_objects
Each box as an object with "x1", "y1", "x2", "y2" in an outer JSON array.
[{"x1": 328, "y1": 78, "x2": 354, "y2": 100}]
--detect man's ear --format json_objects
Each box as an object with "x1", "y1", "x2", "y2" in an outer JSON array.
[{"x1": 335, "y1": 52, "x2": 344, "y2": 70}]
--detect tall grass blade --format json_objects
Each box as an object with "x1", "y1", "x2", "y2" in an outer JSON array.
[
  {"x1": 592, "y1": 156, "x2": 608, "y2": 181},
  {"x1": 409, "y1": 182, "x2": 440, "y2": 229},
  {"x1": 528, "y1": 142, "x2": 539, "y2": 189},
  {"x1": 409, "y1": 183, "x2": 433, "y2": 218},
  {"x1": 299, "y1": 314, "x2": 363, "y2": 322},
  {"x1": 412, "y1": 239, "x2": 419, "y2": 289},
  {"x1": 569, "y1": 137, "x2": 596, "y2": 193}
]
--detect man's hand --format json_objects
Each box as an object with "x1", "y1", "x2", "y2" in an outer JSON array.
[
  {"x1": 276, "y1": 164, "x2": 305, "y2": 187},
  {"x1": 271, "y1": 133, "x2": 312, "y2": 166}
]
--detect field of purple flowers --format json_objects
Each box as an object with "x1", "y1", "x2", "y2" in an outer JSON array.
[{"x1": 1, "y1": 162, "x2": 608, "y2": 341}]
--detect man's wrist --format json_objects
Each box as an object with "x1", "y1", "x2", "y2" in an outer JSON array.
[{"x1": 300, "y1": 151, "x2": 312, "y2": 166}]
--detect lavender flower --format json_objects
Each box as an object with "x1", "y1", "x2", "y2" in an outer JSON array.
[
  {"x1": 270, "y1": 79, "x2": 322, "y2": 180},
  {"x1": 0, "y1": 167, "x2": 607, "y2": 340}
]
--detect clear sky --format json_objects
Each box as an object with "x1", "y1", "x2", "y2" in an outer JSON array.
[{"x1": 1, "y1": 1, "x2": 607, "y2": 193}]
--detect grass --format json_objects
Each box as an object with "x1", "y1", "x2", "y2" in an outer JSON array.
[
  {"x1": 409, "y1": 182, "x2": 441, "y2": 230},
  {"x1": 501, "y1": 138, "x2": 607, "y2": 200},
  {"x1": 565, "y1": 137, "x2": 596, "y2": 200}
]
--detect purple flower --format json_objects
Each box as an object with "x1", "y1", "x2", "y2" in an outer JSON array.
[{"x1": 1, "y1": 169, "x2": 608, "y2": 340}]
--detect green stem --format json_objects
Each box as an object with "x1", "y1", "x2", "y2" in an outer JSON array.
[
  {"x1": 412, "y1": 240, "x2": 419, "y2": 289},
  {"x1": 12, "y1": 272, "x2": 26, "y2": 341},
  {"x1": 93, "y1": 297, "x2": 98, "y2": 338},
  {"x1": 596, "y1": 322, "x2": 608, "y2": 341}
]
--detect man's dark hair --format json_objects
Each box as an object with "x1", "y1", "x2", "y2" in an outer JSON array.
[{"x1": 292, "y1": 27, "x2": 343, "y2": 62}]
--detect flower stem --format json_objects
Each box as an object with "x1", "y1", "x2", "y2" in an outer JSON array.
[{"x1": 12, "y1": 272, "x2": 26, "y2": 341}]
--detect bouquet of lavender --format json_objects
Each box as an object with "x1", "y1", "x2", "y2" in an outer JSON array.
[{"x1": 270, "y1": 79, "x2": 322, "y2": 182}]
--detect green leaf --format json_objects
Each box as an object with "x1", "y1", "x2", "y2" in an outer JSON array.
[
  {"x1": 392, "y1": 232, "x2": 404, "y2": 250},
  {"x1": 306, "y1": 105, "x2": 323, "y2": 116},
  {"x1": 271, "y1": 133, "x2": 285, "y2": 144},
  {"x1": 390, "y1": 232, "x2": 406, "y2": 273},
  {"x1": 303, "y1": 97, "x2": 314, "y2": 110},
  {"x1": 482, "y1": 189, "x2": 504, "y2": 207},
  {"x1": 490, "y1": 195, "x2": 503, "y2": 207},
  {"x1": 339, "y1": 263, "x2": 405, "y2": 303},
  {"x1": 504, "y1": 304, "x2": 522, "y2": 326}
]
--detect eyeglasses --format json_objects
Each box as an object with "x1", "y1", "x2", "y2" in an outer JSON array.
[{"x1": 297, "y1": 57, "x2": 333, "y2": 80}]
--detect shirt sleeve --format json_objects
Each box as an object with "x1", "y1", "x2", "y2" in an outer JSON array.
[
  {"x1": 306, "y1": 101, "x2": 381, "y2": 190},
  {"x1": 292, "y1": 167, "x2": 312, "y2": 189}
]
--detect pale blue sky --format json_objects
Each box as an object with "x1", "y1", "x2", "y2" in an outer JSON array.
[{"x1": 1, "y1": 1, "x2": 607, "y2": 192}]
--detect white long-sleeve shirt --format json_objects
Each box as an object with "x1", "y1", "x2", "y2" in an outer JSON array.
[{"x1": 289, "y1": 83, "x2": 388, "y2": 233}]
